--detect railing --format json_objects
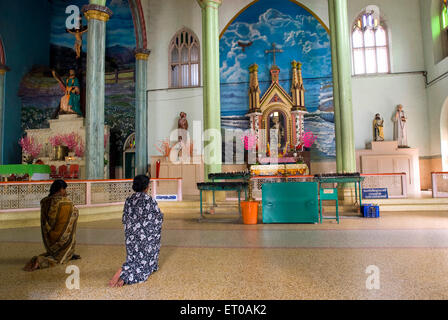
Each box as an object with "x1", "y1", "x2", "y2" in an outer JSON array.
[
  {"x1": 0, "y1": 178, "x2": 182, "y2": 212},
  {"x1": 360, "y1": 173, "x2": 407, "y2": 199},
  {"x1": 431, "y1": 172, "x2": 448, "y2": 198}
]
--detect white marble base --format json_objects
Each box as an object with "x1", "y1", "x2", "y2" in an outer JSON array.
[{"x1": 356, "y1": 140, "x2": 421, "y2": 195}]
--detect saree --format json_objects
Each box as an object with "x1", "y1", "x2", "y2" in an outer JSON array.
[
  {"x1": 25, "y1": 195, "x2": 79, "y2": 270},
  {"x1": 120, "y1": 192, "x2": 164, "y2": 285}
]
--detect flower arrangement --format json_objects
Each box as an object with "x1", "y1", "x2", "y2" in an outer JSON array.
[
  {"x1": 241, "y1": 134, "x2": 257, "y2": 151},
  {"x1": 49, "y1": 134, "x2": 64, "y2": 147},
  {"x1": 61, "y1": 132, "x2": 82, "y2": 151},
  {"x1": 74, "y1": 140, "x2": 85, "y2": 157},
  {"x1": 19, "y1": 136, "x2": 42, "y2": 163},
  {"x1": 155, "y1": 139, "x2": 172, "y2": 157},
  {"x1": 296, "y1": 131, "x2": 317, "y2": 151},
  {"x1": 302, "y1": 131, "x2": 317, "y2": 148}
]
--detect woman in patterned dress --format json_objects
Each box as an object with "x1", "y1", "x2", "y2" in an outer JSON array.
[{"x1": 109, "y1": 175, "x2": 164, "y2": 287}]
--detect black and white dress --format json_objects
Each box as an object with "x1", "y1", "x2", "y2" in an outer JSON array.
[{"x1": 120, "y1": 192, "x2": 164, "y2": 285}]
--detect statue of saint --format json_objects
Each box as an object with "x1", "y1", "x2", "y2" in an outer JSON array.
[
  {"x1": 178, "y1": 112, "x2": 189, "y2": 142},
  {"x1": 394, "y1": 104, "x2": 408, "y2": 147},
  {"x1": 270, "y1": 115, "x2": 286, "y2": 154},
  {"x1": 52, "y1": 69, "x2": 82, "y2": 117},
  {"x1": 373, "y1": 113, "x2": 384, "y2": 141}
]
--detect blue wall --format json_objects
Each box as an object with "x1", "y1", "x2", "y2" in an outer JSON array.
[{"x1": 0, "y1": 0, "x2": 51, "y2": 164}]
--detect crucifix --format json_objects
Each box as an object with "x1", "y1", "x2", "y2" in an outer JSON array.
[{"x1": 265, "y1": 43, "x2": 283, "y2": 66}]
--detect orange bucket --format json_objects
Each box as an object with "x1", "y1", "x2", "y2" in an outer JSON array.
[{"x1": 241, "y1": 201, "x2": 259, "y2": 225}]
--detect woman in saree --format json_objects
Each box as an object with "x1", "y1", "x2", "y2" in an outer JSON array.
[
  {"x1": 109, "y1": 175, "x2": 164, "y2": 287},
  {"x1": 23, "y1": 180, "x2": 80, "y2": 272}
]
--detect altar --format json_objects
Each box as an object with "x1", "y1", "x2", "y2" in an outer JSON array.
[
  {"x1": 245, "y1": 46, "x2": 311, "y2": 175},
  {"x1": 22, "y1": 114, "x2": 110, "y2": 180}
]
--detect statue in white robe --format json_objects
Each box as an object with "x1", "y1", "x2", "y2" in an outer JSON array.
[{"x1": 394, "y1": 104, "x2": 408, "y2": 147}]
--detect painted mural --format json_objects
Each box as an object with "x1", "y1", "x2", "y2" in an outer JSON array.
[
  {"x1": 19, "y1": 0, "x2": 136, "y2": 160},
  {"x1": 220, "y1": 0, "x2": 335, "y2": 161}
]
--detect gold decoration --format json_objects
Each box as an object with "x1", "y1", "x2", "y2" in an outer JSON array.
[
  {"x1": 84, "y1": 10, "x2": 111, "y2": 22},
  {"x1": 136, "y1": 53, "x2": 150, "y2": 60}
]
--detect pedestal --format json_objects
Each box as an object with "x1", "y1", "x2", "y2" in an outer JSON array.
[{"x1": 356, "y1": 140, "x2": 420, "y2": 195}]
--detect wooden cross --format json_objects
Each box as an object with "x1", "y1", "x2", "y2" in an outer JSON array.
[{"x1": 265, "y1": 43, "x2": 283, "y2": 66}]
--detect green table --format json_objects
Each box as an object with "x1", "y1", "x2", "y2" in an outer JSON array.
[
  {"x1": 209, "y1": 172, "x2": 250, "y2": 206},
  {"x1": 197, "y1": 182, "x2": 248, "y2": 223},
  {"x1": 0, "y1": 164, "x2": 51, "y2": 177},
  {"x1": 314, "y1": 176, "x2": 365, "y2": 207}
]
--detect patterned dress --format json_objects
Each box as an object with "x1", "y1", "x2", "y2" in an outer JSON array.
[{"x1": 120, "y1": 192, "x2": 164, "y2": 285}]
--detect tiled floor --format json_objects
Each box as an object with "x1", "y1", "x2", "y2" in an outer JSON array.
[{"x1": 1, "y1": 211, "x2": 448, "y2": 299}]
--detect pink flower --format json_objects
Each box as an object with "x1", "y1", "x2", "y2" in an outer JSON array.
[
  {"x1": 19, "y1": 136, "x2": 42, "y2": 159},
  {"x1": 49, "y1": 135, "x2": 63, "y2": 147},
  {"x1": 74, "y1": 141, "x2": 85, "y2": 157},
  {"x1": 302, "y1": 131, "x2": 317, "y2": 148},
  {"x1": 241, "y1": 134, "x2": 257, "y2": 151},
  {"x1": 61, "y1": 132, "x2": 81, "y2": 151}
]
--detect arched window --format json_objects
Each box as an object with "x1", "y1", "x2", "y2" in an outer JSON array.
[
  {"x1": 169, "y1": 28, "x2": 200, "y2": 88},
  {"x1": 351, "y1": 10, "x2": 390, "y2": 75}
]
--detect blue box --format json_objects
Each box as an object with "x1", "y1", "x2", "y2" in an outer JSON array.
[{"x1": 361, "y1": 204, "x2": 380, "y2": 218}]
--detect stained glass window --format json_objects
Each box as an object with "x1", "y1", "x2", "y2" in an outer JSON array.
[
  {"x1": 169, "y1": 29, "x2": 201, "y2": 88},
  {"x1": 352, "y1": 11, "x2": 390, "y2": 75}
]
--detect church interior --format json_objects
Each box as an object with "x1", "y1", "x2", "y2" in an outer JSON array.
[{"x1": 1, "y1": 0, "x2": 448, "y2": 300}]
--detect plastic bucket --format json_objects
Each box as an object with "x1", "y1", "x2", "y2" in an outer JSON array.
[{"x1": 241, "y1": 201, "x2": 259, "y2": 225}]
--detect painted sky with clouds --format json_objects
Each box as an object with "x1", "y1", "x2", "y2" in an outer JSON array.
[
  {"x1": 219, "y1": 0, "x2": 333, "y2": 118},
  {"x1": 50, "y1": 0, "x2": 136, "y2": 49},
  {"x1": 220, "y1": 0, "x2": 332, "y2": 84}
]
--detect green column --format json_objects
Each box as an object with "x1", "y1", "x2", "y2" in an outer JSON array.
[
  {"x1": 0, "y1": 66, "x2": 8, "y2": 164},
  {"x1": 333, "y1": 0, "x2": 356, "y2": 173},
  {"x1": 135, "y1": 50, "x2": 150, "y2": 175},
  {"x1": 198, "y1": 0, "x2": 222, "y2": 180},
  {"x1": 82, "y1": 4, "x2": 112, "y2": 179},
  {"x1": 328, "y1": 0, "x2": 343, "y2": 173}
]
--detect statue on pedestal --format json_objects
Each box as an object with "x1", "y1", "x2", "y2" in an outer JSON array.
[
  {"x1": 52, "y1": 69, "x2": 83, "y2": 117},
  {"x1": 178, "y1": 112, "x2": 188, "y2": 142},
  {"x1": 373, "y1": 113, "x2": 384, "y2": 141},
  {"x1": 394, "y1": 104, "x2": 408, "y2": 147}
]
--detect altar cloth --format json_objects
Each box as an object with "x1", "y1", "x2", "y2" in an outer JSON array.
[{"x1": 0, "y1": 164, "x2": 51, "y2": 178}]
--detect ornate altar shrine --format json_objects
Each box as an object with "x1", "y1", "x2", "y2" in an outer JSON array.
[{"x1": 246, "y1": 44, "x2": 310, "y2": 174}]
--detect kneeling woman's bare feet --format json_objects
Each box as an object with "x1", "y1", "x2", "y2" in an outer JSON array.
[
  {"x1": 109, "y1": 268, "x2": 125, "y2": 287},
  {"x1": 23, "y1": 258, "x2": 39, "y2": 272}
]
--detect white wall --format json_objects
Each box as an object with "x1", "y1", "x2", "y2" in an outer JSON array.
[
  {"x1": 349, "y1": 0, "x2": 431, "y2": 156},
  {"x1": 352, "y1": 74, "x2": 429, "y2": 154}
]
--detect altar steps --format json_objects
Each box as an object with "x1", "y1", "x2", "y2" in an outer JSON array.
[
  {"x1": 2, "y1": 198, "x2": 448, "y2": 229},
  {"x1": 370, "y1": 197, "x2": 448, "y2": 212}
]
